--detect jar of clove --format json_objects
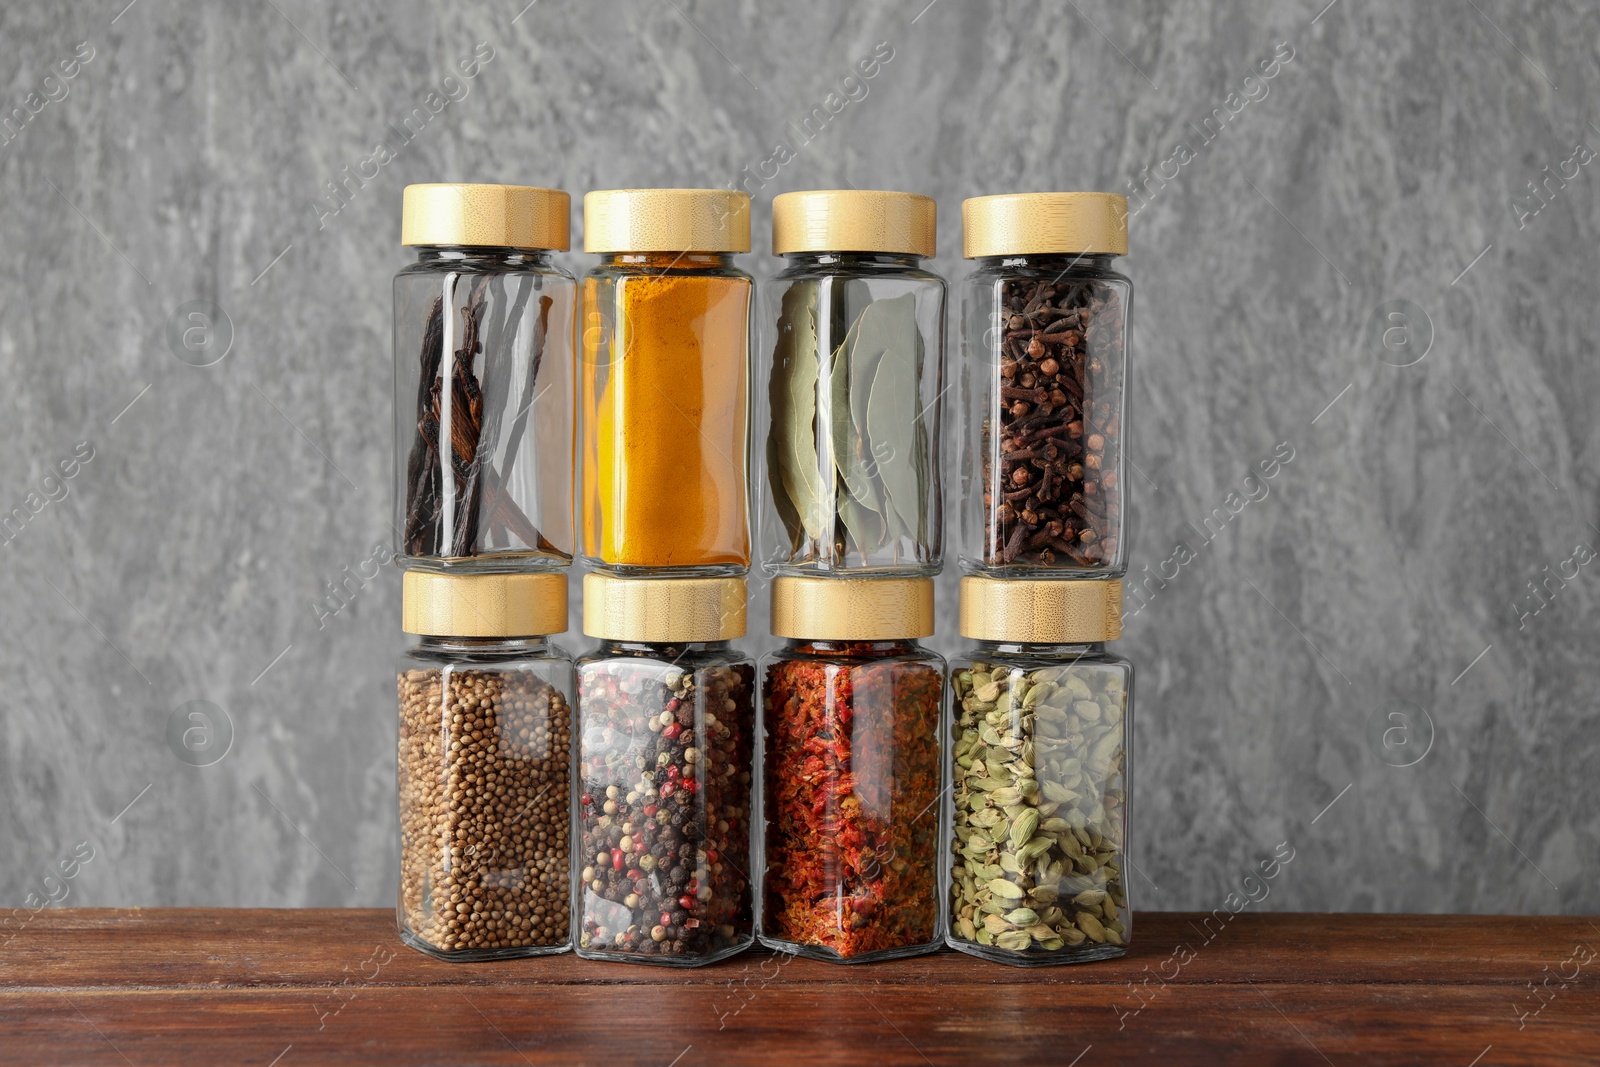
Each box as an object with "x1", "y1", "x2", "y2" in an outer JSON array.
[
  {"x1": 948, "y1": 577, "x2": 1132, "y2": 966},
  {"x1": 574, "y1": 573, "x2": 756, "y2": 965},
  {"x1": 396, "y1": 572, "x2": 574, "y2": 959},
  {"x1": 579, "y1": 189, "x2": 753, "y2": 575},
  {"x1": 758, "y1": 190, "x2": 946, "y2": 577},
  {"x1": 394, "y1": 184, "x2": 576, "y2": 572},
  {"x1": 958, "y1": 193, "x2": 1131, "y2": 576},
  {"x1": 759, "y1": 577, "x2": 946, "y2": 963}
]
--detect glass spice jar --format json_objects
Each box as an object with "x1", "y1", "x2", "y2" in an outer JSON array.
[
  {"x1": 579, "y1": 189, "x2": 753, "y2": 575},
  {"x1": 947, "y1": 577, "x2": 1132, "y2": 966},
  {"x1": 758, "y1": 190, "x2": 947, "y2": 578},
  {"x1": 958, "y1": 193, "x2": 1131, "y2": 577},
  {"x1": 574, "y1": 573, "x2": 755, "y2": 965},
  {"x1": 394, "y1": 184, "x2": 577, "y2": 573},
  {"x1": 396, "y1": 572, "x2": 574, "y2": 960},
  {"x1": 759, "y1": 577, "x2": 946, "y2": 963}
]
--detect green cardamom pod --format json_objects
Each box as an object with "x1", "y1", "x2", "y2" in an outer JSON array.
[
  {"x1": 988, "y1": 878, "x2": 1027, "y2": 901},
  {"x1": 995, "y1": 930, "x2": 1033, "y2": 952},
  {"x1": 1008, "y1": 808, "x2": 1040, "y2": 848}
]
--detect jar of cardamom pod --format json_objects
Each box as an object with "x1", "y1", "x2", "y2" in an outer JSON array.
[
  {"x1": 394, "y1": 183, "x2": 576, "y2": 572},
  {"x1": 758, "y1": 190, "x2": 947, "y2": 578},
  {"x1": 759, "y1": 576, "x2": 946, "y2": 963},
  {"x1": 947, "y1": 577, "x2": 1132, "y2": 966},
  {"x1": 579, "y1": 189, "x2": 753, "y2": 576},
  {"x1": 574, "y1": 573, "x2": 756, "y2": 966},
  {"x1": 958, "y1": 193, "x2": 1131, "y2": 577},
  {"x1": 396, "y1": 572, "x2": 574, "y2": 960}
]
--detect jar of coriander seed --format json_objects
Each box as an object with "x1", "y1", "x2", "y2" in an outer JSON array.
[
  {"x1": 947, "y1": 577, "x2": 1132, "y2": 966},
  {"x1": 958, "y1": 193, "x2": 1131, "y2": 577},
  {"x1": 396, "y1": 572, "x2": 574, "y2": 960}
]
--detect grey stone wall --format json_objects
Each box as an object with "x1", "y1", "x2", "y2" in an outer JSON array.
[{"x1": 1, "y1": 0, "x2": 1594, "y2": 913}]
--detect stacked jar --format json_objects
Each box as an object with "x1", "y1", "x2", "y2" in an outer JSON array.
[
  {"x1": 392, "y1": 183, "x2": 578, "y2": 958},
  {"x1": 947, "y1": 193, "x2": 1135, "y2": 966},
  {"x1": 573, "y1": 189, "x2": 757, "y2": 965},
  {"x1": 756, "y1": 191, "x2": 948, "y2": 963}
]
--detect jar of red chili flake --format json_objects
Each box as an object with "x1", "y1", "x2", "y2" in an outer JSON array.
[
  {"x1": 573, "y1": 573, "x2": 755, "y2": 966},
  {"x1": 759, "y1": 576, "x2": 946, "y2": 963}
]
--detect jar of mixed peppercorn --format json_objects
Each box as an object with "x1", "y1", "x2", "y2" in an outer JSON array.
[
  {"x1": 958, "y1": 193, "x2": 1131, "y2": 577},
  {"x1": 947, "y1": 577, "x2": 1132, "y2": 966},
  {"x1": 573, "y1": 573, "x2": 755, "y2": 965},
  {"x1": 759, "y1": 577, "x2": 946, "y2": 963}
]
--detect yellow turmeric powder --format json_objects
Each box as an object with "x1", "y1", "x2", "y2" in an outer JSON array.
[{"x1": 580, "y1": 258, "x2": 750, "y2": 570}]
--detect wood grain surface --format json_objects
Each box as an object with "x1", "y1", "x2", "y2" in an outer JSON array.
[{"x1": 1, "y1": 909, "x2": 1595, "y2": 1065}]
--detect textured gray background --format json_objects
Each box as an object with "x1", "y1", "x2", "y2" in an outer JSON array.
[{"x1": 1, "y1": 0, "x2": 1595, "y2": 916}]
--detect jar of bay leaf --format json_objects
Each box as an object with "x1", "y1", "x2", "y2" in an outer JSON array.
[
  {"x1": 397, "y1": 572, "x2": 574, "y2": 960},
  {"x1": 574, "y1": 573, "x2": 756, "y2": 966},
  {"x1": 758, "y1": 190, "x2": 947, "y2": 577},
  {"x1": 947, "y1": 577, "x2": 1132, "y2": 966},
  {"x1": 579, "y1": 189, "x2": 753, "y2": 575},
  {"x1": 394, "y1": 184, "x2": 576, "y2": 572},
  {"x1": 958, "y1": 193, "x2": 1131, "y2": 577}
]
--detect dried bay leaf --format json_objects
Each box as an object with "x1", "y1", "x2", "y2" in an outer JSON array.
[
  {"x1": 767, "y1": 280, "x2": 826, "y2": 549},
  {"x1": 860, "y1": 293, "x2": 928, "y2": 554},
  {"x1": 766, "y1": 432, "x2": 804, "y2": 554},
  {"x1": 827, "y1": 325, "x2": 882, "y2": 557}
]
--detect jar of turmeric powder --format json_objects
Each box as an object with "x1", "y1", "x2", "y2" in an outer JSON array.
[
  {"x1": 759, "y1": 190, "x2": 947, "y2": 577},
  {"x1": 579, "y1": 189, "x2": 753, "y2": 575}
]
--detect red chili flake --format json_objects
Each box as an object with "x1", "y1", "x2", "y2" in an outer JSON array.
[{"x1": 762, "y1": 644, "x2": 943, "y2": 959}]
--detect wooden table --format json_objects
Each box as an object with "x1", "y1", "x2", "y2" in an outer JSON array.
[{"x1": 1, "y1": 909, "x2": 1595, "y2": 1065}]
